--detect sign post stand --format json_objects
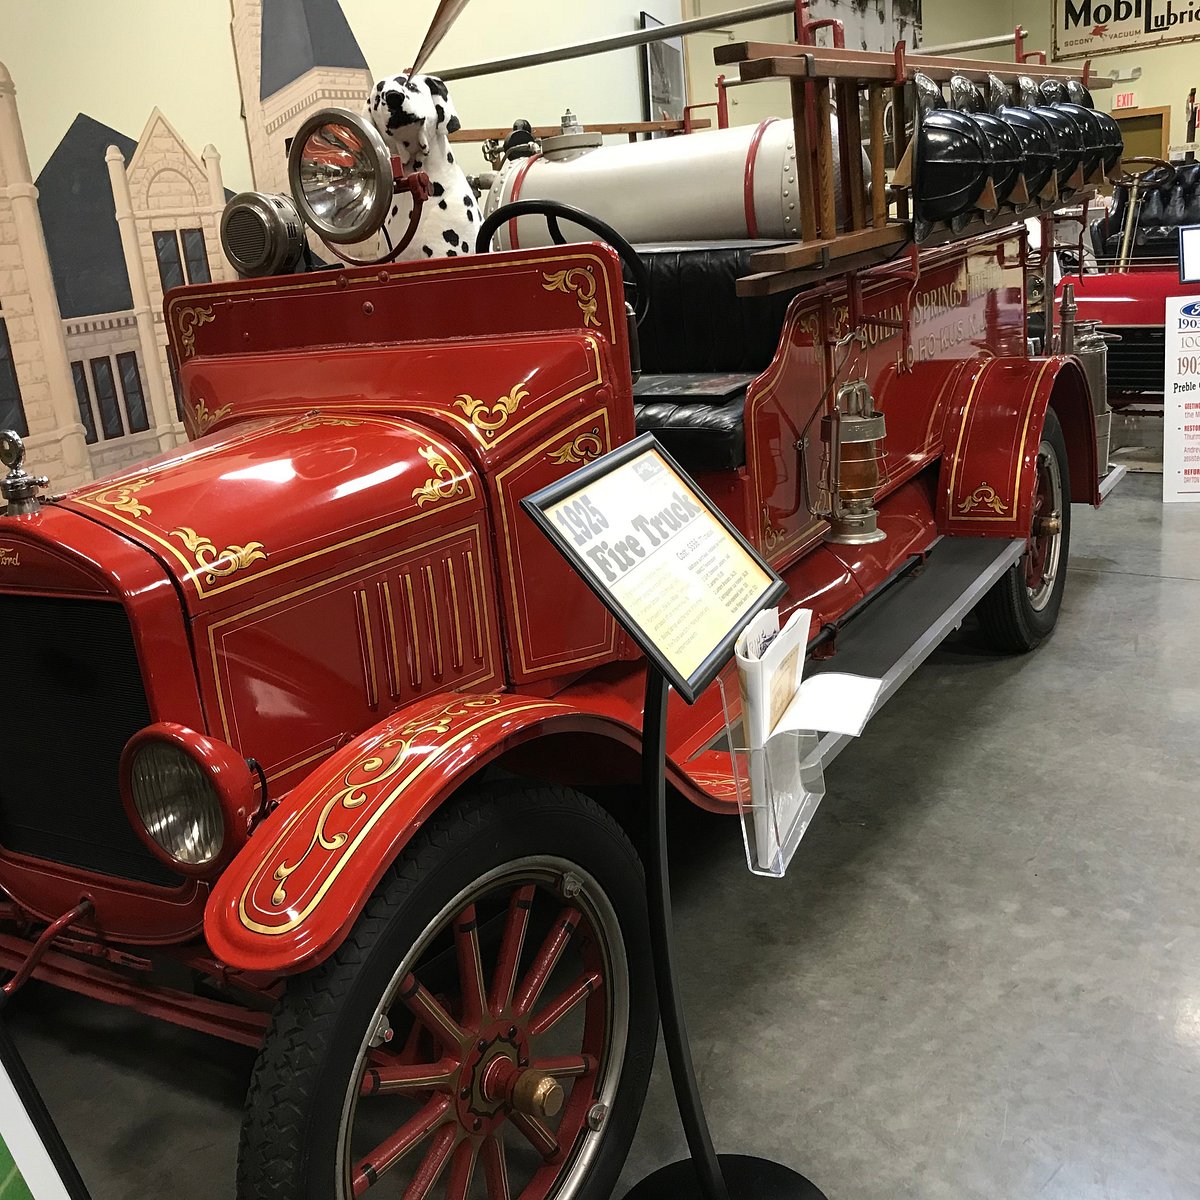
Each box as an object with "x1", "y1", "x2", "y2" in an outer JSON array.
[
  {"x1": 522, "y1": 433, "x2": 828, "y2": 1200},
  {"x1": 1163, "y1": 293, "x2": 1200, "y2": 504},
  {"x1": 626, "y1": 662, "x2": 827, "y2": 1200},
  {"x1": 0, "y1": 1018, "x2": 92, "y2": 1200}
]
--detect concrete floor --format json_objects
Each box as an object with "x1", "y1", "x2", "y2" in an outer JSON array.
[{"x1": 7, "y1": 473, "x2": 1200, "y2": 1200}]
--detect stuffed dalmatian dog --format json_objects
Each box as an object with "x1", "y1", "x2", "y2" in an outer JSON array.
[{"x1": 368, "y1": 73, "x2": 481, "y2": 261}]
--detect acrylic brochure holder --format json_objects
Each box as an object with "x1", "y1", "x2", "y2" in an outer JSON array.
[{"x1": 718, "y1": 677, "x2": 827, "y2": 879}]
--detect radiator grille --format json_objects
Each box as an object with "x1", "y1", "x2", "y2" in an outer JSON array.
[
  {"x1": 0, "y1": 594, "x2": 180, "y2": 887},
  {"x1": 1108, "y1": 328, "x2": 1166, "y2": 394}
]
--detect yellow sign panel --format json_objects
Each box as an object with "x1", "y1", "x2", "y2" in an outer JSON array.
[{"x1": 531, "y1": 439, "x2": 782, "y2": 701}]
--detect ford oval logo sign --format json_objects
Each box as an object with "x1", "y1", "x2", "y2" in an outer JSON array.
[{"x1": 1182, "y1": 301, "x2": 1200, "y2": 318}]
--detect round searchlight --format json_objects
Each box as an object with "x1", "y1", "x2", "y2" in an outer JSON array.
[{"x1": 288, "y1": 108, "x2": 394, "y2": 245}]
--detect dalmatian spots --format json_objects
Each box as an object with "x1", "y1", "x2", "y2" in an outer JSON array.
[{"x1": 368, "y1": 72, "x2": 482, "y2": 263}]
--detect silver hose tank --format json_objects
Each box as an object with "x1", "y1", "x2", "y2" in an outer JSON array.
[{"x1": 484, "y1": 118, "x2": 866, "y2": 248}]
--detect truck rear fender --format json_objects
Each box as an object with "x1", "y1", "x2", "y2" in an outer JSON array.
[
  {"x1": 937, "y1": 355, "x2": 1099, "y2": 539},
  {"x1": 204, "y1": 692, "x2": 640, "y2": 974}
]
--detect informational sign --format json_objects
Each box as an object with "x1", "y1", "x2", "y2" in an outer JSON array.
[
  {"x1": 1053, "y1": 0, "x2": 1200, "y2": 60},
  {"x1": 522, "y1": 434, "x2": 785, "y2": 703},
  {"x1": 1114, "y1": 90, "x2": 1138, "y2": 109},
  {"x1": 1181, "y1": 227, "x2": 1200, "y2": 284},
  {"x1": 1163, "y1": 295, "x2": 1200, "y2": 503},
  {"x1": 0, "y1": 1024, "x2": 89, "y2": 1200}
]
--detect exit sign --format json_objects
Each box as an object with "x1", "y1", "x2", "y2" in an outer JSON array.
[{"x1": 1114, "y1": 91, "x2": 1137, "y2": 110}]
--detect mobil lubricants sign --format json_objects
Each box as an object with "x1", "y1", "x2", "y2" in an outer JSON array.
[
  {"x1": 1164, "y1": 298, "x2": 1200, "y2": 503},
  {"x1": 1054, "y1": 0, "x2": 1200, "y2": 59}
]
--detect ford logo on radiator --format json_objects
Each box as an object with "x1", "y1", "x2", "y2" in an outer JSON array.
[{"x1": 1181, "y1": 301, "x2": 1200, "y2": 318}]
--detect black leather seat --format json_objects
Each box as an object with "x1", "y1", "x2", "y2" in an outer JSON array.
[
  {"x1": 1091, "y1": 163, "x2": 1200, "y2": 260},
  {"x1": 625, "y1": 242, "x2": 793, "y2": 473},
  {"x1": 632, "y1": 373, "x2": 757, "y2": 473}
]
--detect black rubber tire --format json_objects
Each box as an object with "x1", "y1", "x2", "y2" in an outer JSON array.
[
  {"x1": 235, "y1": 780, "x2": 656, "y2": 1200},
  {"x1": 974, "y1": 407, "x2": 1072, "y2": 654}
]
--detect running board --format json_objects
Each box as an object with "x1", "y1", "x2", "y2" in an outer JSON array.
[{"x1": 810, "y1": 537, "x2": 1024, "y2": 767}]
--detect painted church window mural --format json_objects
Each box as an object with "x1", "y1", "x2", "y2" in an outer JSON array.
[
  {"x1": 70, "y1": 362, "x2": 97, "y2": 445},
  {"x1": 181, "y1": 228, "x2": 212, "y2": 285},
  {"x1": 117, "y1": 352, "x2": 151, "y2": 434},
  {"x1": 0, "y1": 313, "x2": 27, "y2": 438},
  {"x1": 89, "y1": 358, "x2": 125, "y2": 441},
  {"x1": 153, "y1": 231, "x2": 186, "y2": 294}
]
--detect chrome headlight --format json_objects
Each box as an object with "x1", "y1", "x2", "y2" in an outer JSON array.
[
  {"x1": 121, "y1": 725, "x2": 257, "y2": 876},
  {"x1": 287, "y1": 108, "x2": 394, "y2": 245}
]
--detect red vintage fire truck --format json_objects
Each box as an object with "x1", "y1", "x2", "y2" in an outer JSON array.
[{"x1": 0, "y1": 13, "x2": 1126, "y2": 1200}]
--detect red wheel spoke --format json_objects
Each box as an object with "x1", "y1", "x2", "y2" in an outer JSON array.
[
  {"x1": 455, "y1": 903, "x2": 488, "y2": 1029},
  {"x1": 361, "y1": 1057, "x2": 458, "y2": 1097},
  {"x1": 352, "y1": 1096, "x2": 450, "y2": 1195},
  {"x1": 509, "y1": 1112, "x2": 562, "y2": 1162},
  {"x1": 402, "y1": 1124, "x2": 457, "y2": 1200},
  {"x1": 400, "y1": 973, "x2": 468, "y2": 1049},
  {"x1": 512, "y1": 907, "x2": 581, "y2": 1018},
  {"x1": 532, "y1": 1053, "x2": 598, "y2": 1079},
  {"x1": 482, "y1": 1134, "x2": 511, "y2": 1200},
  {"x1": 395, "y1": 1012, "x2": 427, "y2": 1064},
  {"x1": 490, "y1": 884, "x2": 536, "y2": 1017},
  {"x1": 528, "y1": 969, "x2": 603, "y2": 1038},
  {"x1": 446, "y1": 1139, "x2": 477, "y2": 1200}
]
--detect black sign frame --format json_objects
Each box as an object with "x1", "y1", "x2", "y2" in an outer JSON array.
[
  {"x1": 521, "y1": 433, "x2": 786, "y2": 704},
  {"x1": 1181, "y1": 225, "x2": 1200, "y2": 285}
]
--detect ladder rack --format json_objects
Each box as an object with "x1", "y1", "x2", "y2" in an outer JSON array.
[{"x1": 719, "y1": 39, "x2": 1116, "y2": 297}]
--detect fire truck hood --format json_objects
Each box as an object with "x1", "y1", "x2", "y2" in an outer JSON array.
[{"x1": 61, "y1": 413, "x2": 482, "y2": 618}]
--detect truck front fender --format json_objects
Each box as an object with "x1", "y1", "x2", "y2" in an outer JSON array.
[
  {"x1": 205, "y1": 692, "x2": 618, "y2": 974},
  {"x1": 937, "y1": 355, "x2": 1099, "y2": 538}
]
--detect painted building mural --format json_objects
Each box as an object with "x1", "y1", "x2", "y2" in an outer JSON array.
[{"x1": 0, "y1": 0, "x2": 372, "y2": 486}]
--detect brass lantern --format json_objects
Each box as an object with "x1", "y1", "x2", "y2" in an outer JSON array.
[{"x1": 820, "y1": 382, "x2": 888, "y2": 545}]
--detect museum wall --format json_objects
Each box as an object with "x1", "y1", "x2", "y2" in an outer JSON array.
[
  {"x1": 922, "y1": 0, "x2": 1199, "y2": 146},
  {"x1": 0, "y1": 0, "x2": 683, "y2": 489},
  {"x1": 0, "y1": 0, "x2": 685, "y2": 196}
]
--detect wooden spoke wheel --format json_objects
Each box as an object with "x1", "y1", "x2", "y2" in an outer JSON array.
[
  {"x1": 974, "y1": 407, "x2": 1072, "y2": 654},
  {"x1": 237, "y1": 782, "x2": 655, "y2": 1200},
  {"x1": 1024, "y1": 441, "x2": 1065, "y2": 613}
]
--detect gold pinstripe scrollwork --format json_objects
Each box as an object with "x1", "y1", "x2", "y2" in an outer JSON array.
[
  {"x1": 190, "y1": 398, "x2": 232, "y2": 436},
  {"x1": 454, "y1": 386, "x2": 528, "y2": 439},
  {"x1": 176, "y1": 306, "x2": 215, "y2": 358},
  {"x1": 169, "y1": 526, "x2": 267, "y2": 585},
  {"x1": 267, "y1": 694, "x2": 507, "y2": 906},
  {"x1": 88, "y1": 477, "x2": 155, "y2": 519},
  {"x1": 542, "y1": 268, "x2": 601, "y2": 328},
  {"x1": 287, "y1": 414, "x2": 363, "y2": 432},
  {"x1": 957, "y1": 483, "x2": 1008, "y2": 516},
  {"x1": 412, "y1": 446, "x2": 466, "y2": 507},
  {"x1": 762, "y1": 507, "x2": 784, "y2": 554},
  {"x1": 548, "y1": 428, "x2": 604, "y2": 466}
]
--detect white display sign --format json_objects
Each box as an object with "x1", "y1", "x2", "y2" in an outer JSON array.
[{"x1": 1163, "y1": 295, "x2": 1200, "y2": 503}]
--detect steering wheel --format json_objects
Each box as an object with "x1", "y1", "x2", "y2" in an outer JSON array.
[
  {"x1": 1113, "y1": 156, "x2": 1177, "y2": 191},
  {"x1": 476, "y1": 199, "x2": 651, "y2": 326}
]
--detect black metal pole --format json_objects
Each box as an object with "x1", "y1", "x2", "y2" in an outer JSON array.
[
  {"x1": 640, "y1": 665, "x2": 732, "y2": 1200},
  {"x1": 627, "y1": 664, "x2": 829, "y2": 1200}
]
